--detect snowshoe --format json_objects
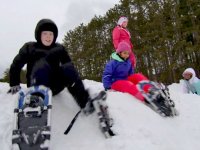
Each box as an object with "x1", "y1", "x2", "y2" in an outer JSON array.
[
  {"x1": 12, "y1": 85, "x2": 52, "y2": 150},
  {"x1": 64, "y1": 91, "x2": 114, "y2": 138},
  {"x1": 91, "y1": 91, "x2": 115, "y2": 138},
  {"x1": 137, "y1": 80, "x2": 178, "y2": 117}
]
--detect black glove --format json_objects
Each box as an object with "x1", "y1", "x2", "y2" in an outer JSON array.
[
  {"x1": 105, "y1": 87, "x2": 111, "y2": 91},
  {"x1": 7, "y1": 85, "x2": 21, "y2": 94}
]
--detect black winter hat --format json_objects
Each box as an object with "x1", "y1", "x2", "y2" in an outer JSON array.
[{"x1": 35, "y1": 19, "x2": 58, "y2": 45}]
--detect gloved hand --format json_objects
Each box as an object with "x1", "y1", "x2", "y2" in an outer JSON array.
[
  {"x1": 105, "y1": 87, "x2": 111, "y2": 91},
  {"x1": 82, "y1": 100, "x2": 95, "y2": 115},
  {"x1": 7, "y1": 85, "x2": 21, "y2": 94},
  {"x1": 105, "y1": 88, "x2": 115, "y2": 92}
]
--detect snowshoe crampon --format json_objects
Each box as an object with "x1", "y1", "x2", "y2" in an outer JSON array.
[
  {"x1": 137, "y1": 81, "x2": 179, "y2": 117},
  {"x1": 91, "y1": 91, "x2": 115, "y2": 138},
  {"x1": 12, "y1": 85, "x2": 52, "y2": 150}
]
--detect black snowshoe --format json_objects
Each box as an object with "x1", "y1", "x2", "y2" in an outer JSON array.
[
  {"x1": 12, "y1": 85, "x2": 52, "y2": 150},
  {"x1": 64, "y1": 90, "x2": 115, "y2": 138},
  {"x1": 137, "y1": 81, "x2": 179, "y2": 117},
  {"x1": 91, "y1": 91, "x2": 115, "y2": 138}
]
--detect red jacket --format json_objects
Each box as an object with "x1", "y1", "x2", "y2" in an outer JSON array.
[
  {"x1": 112, "y1": 26, "x2": 133, "y2": 49},
  {"x1": 112, "y1": 26, "x2": 136, "y2": 67}
]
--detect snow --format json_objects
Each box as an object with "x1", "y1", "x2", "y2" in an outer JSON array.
[{"x1": 0, "y1": 80, "x2": 200, "y2": 150}]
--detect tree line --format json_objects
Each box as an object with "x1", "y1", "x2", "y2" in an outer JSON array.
[{"x1": 63, "y1": 0, "x2": 200, "y2": 84}]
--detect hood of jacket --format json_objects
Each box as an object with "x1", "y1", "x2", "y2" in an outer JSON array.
[
  {"x1": 182, "y1": 68, "x2": 199, "y2": 84},
  {"x1": 35, "y1": 19, "x2": 58, "y2": 48}
]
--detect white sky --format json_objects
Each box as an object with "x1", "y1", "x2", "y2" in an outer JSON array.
[{"x1": 0, "y1": 0, "x2": 119, "y2": 77}]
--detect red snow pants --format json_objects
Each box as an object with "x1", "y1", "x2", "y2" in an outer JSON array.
[
  {"x1": 111, "y1": 73, "x2": 151, "y2": 102},
  {"x1": 129, "y1": 51, "x2": 137, "y2": 68}
]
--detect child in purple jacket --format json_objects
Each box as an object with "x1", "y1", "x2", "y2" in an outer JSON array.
[{"x1": 102, "y1": 42, "x2": 150, "y2": 102}]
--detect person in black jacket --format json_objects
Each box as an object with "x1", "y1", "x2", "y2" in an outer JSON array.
[{"x1": 8, "y1": 18, "x2": 93, "y2": 112}]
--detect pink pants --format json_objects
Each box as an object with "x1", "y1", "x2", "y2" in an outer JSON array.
[
  {"x1": 111, "y1": 73, "x2": 151, "y2": 102},
  {"x1": 129, "y1": 51, "x2": 136, "y2": 68}
]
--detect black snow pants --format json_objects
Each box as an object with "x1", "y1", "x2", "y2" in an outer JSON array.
[{"x1": 30, "y1": 59, "x2": 89, "y2": 108}]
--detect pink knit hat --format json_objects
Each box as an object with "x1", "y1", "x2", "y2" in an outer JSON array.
[
  {"x1": 116, "y1": 42, "x2": 131, "y2": 53},
  {"x1": 117, "y1": 16, "x2": 128, "y2": 26}
]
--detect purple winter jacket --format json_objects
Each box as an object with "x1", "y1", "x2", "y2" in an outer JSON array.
[{"x1": 102, "y1": 52, "x2": 134, "y2": 90}]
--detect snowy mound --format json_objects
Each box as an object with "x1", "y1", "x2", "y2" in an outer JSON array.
[{"x1": 0, "y1": 80, "x2": 200, "y2": 150}]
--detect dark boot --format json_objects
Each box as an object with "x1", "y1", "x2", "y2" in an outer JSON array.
[{"x1": 61, "y1": 63, "x2": 89, "y2": 108}]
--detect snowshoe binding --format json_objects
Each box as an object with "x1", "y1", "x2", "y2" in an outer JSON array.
[{"x1": 12, "y1": 85, "x2": 52, "y2": 150}]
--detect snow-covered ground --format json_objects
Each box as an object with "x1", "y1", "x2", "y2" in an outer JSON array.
[{"x1": 0, "y1": 80, "x2": 200, "y2": 150}]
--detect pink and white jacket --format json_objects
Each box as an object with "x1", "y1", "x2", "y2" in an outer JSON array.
[
  {"x1": 112, "y1": 26, "x2": 136, "y2": 67},
  {"x1": 112, "y1": 26, "x2": 133, "y2": 50}
]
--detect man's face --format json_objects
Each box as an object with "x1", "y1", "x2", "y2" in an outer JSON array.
[{"x1": 41, "y1": 31, "x2": 54, "y2": 46}]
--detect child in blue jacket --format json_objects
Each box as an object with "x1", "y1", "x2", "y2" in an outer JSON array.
[
  {"x1": 102, "y1": 42, "x2": 150, "y2": 102},
  {"x1": 180, "y1": 68, "x2": 200, "y2": 95}
]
